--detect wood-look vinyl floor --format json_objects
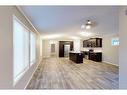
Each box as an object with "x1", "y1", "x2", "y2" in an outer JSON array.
[{"x1": 26, "y1": 57, "x2": 119, "y2": 89}]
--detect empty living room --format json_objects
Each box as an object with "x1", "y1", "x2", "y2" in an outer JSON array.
[{"x1": 0, "y1": 3, "x2": 127, "y2": 95}]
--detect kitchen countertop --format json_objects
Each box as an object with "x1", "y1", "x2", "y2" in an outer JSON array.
[
  {"x1": 81, "y1": 51, "x2": 102, "y2": 53},
  {"x1": 69, "y1": 51, "x2": 82, "y2": 53}
]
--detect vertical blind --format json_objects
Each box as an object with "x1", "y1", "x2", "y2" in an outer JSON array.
[{"x1": 13, "y1": 16, "x2": 36, "y2": 85}]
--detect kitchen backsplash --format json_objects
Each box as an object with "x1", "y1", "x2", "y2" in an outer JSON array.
[{"x1": 81, "y1": 47, "x2": 102, "y2": 52}]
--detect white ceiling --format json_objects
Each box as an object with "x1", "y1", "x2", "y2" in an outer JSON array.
[{"x1": 20, "y1": 6, "x2": 119, "y2": 39}]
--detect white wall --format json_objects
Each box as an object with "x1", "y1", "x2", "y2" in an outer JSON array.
[
  {"x1": 42, "y1": 40, "x2": 51, "y2": 58},
  {"x1": 0, "y1": 6, "x2": 42, "y2": 89},
  {"x1": 119, "y1": 6, "x2": 127, "y2": 89},
  {"x1": 102, "y1": 34, "x2": 119, "y2": 65}
]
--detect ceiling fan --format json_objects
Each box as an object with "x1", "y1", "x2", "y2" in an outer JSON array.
[{"x1": 81, "y1": 20, "x2": 92, "y2": 30}]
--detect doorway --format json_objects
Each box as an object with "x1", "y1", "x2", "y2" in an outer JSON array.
[
  {"x1": 59, "y1": 41, "x2": 73, "y2": 57},
  {"x1": 64, "y1": 44, "x2": 70, "y2": 57},
  {"x1": 50, "y1": 44, "x2": 56, "y2": 57}
]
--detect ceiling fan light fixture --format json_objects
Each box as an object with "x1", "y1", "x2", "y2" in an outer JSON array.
[
  {"x1": 85, "y1": 24, "x2": 91, "y2": 29},
  {"x1": 81, "y1": 20, "x2": 92, "y2": 30},
  {"x1": 87, "y1": 20, "x2": 91, "y2": 24}
]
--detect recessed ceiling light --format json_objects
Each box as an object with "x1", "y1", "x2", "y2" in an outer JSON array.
[{"x1": 80, "y1": 31, "x2": 93, "y2": 37}]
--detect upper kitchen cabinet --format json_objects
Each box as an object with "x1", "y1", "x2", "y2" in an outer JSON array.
[{"x1": 83, "y1": 38, "x2": 102, "y2": 47}]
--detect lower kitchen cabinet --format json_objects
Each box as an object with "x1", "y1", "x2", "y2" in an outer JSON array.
[{"x1": 89, "y1": 52, "x2": 102, "y2": 62}]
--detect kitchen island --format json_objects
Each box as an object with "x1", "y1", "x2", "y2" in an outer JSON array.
[{"x1": 69, "y1": 52, "x2": 83, "y2": 63}]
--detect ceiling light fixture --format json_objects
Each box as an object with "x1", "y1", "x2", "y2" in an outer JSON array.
[
  {"x1": 85, "y1": 20, "x2": 92, "y2": 29},
  {"x1": 87, "y1": 20, "x2": 91, "y2": 24},
  {"x1": 85, "y1": 24, "x2": 91, "y2": 29},
  {"x1": 81, "y1": 20, "x2": 92, "y2": 29}
]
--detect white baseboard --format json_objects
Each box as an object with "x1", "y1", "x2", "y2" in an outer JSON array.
[
  {"x1": 102, "y1": 61, "x2": 119, "y2": 67},
  {"x1": 24, "y1": 58, "x2": 43, "y2": 89}
]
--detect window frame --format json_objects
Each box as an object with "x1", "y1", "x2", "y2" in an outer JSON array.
[
  {"x1": 30, "y1": 31, "x2": 37, "y2": 66},
  {"x1": 13, "y1": 15, "x2": 37, "y2": 85}
]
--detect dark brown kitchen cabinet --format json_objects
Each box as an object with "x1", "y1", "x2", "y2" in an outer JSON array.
[
  {"x1": 89, "y1": 52, "x2": 102, "y2": 62},
  {"x1": 83, "y1": 38, "x2": 102, "y2": 47}
]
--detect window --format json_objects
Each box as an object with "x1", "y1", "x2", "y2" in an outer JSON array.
[
  {"x1": 30, "y1": 32, "x2": 36, "y2": 66},
  {"x1": 13, "y1": 16, "x2": 30, "y2": 84},
  {"x1": 112, "y1": 38, "x2": 119, "y2": 46},
  {"x1": 13, "y1": 15, "x2": 37, "y2": 85}
]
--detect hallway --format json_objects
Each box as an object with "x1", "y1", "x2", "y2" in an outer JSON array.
[{"x1": 26, "y1": 57, "x2": 119, "y2": 89}]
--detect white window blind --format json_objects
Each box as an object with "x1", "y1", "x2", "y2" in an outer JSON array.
[
  {"x1": 13, "y1": 16, "x2": 30, "y2": 84},
  {"x1": 30, "y1": 32, "x2": 36, "y2": 66}
]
